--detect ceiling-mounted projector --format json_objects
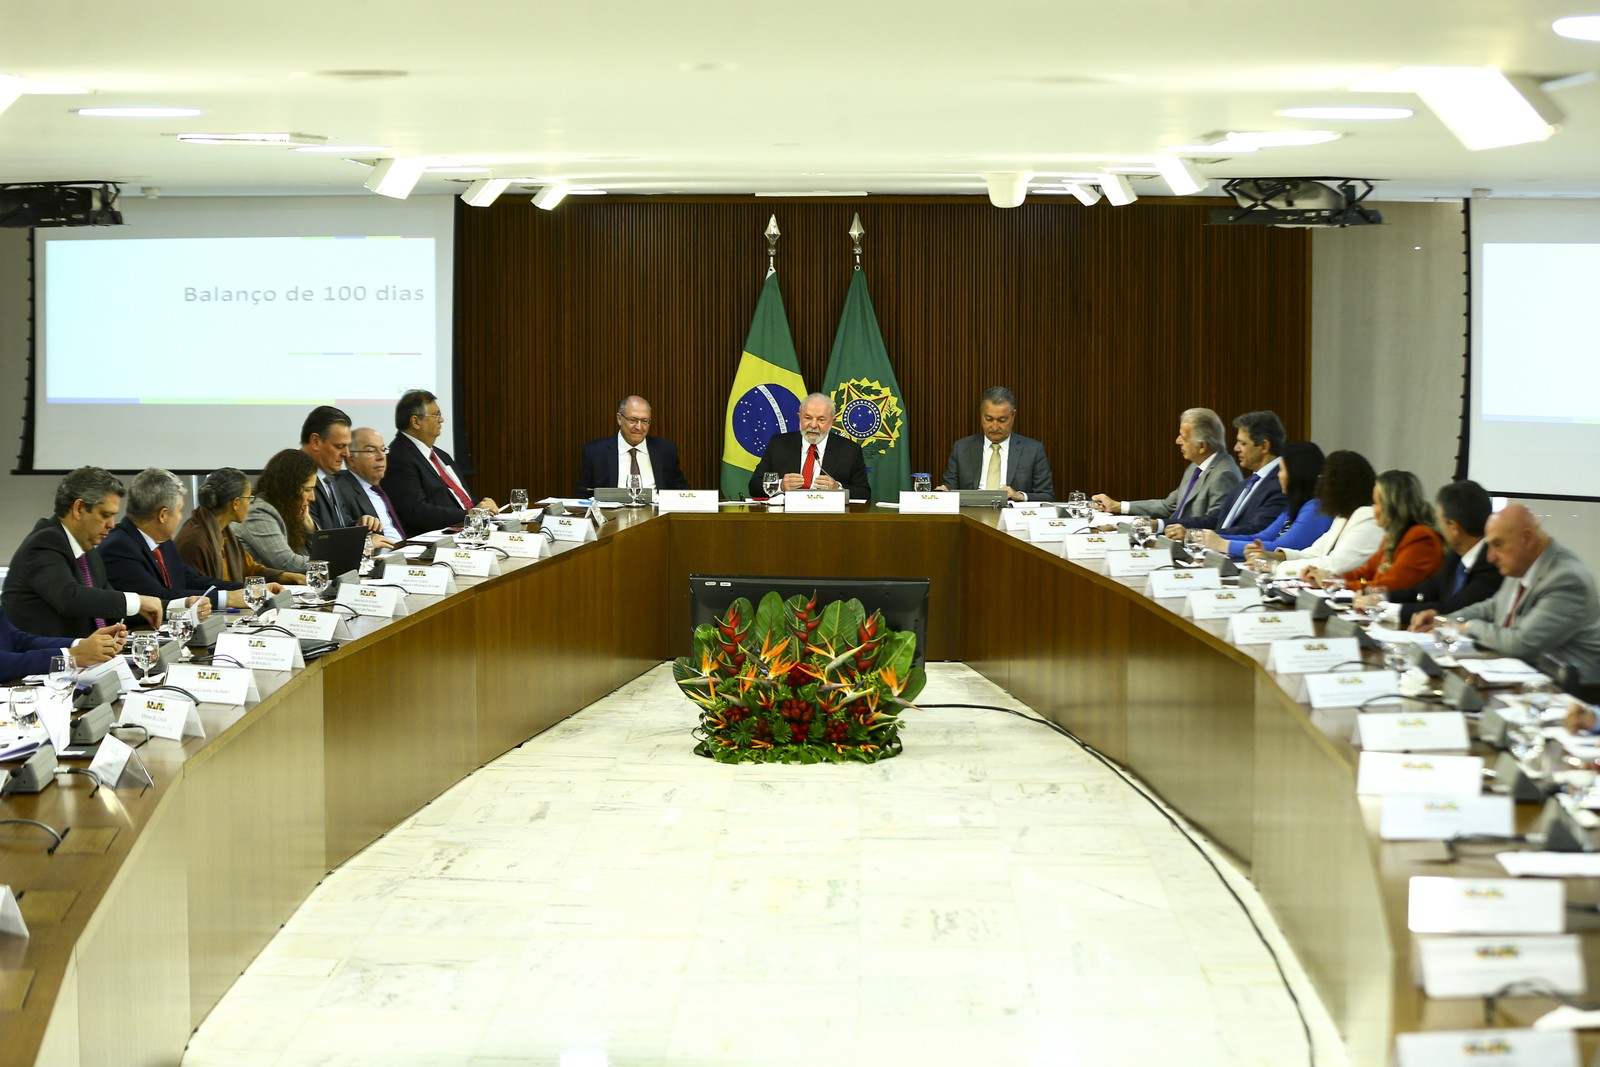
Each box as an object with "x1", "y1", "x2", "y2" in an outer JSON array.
[
  {"x1": 1210, "y1": 177, "x2": 1382, "y2": 228},
  {"x1": 0, "y1": 182, "x2": 124, "y2": 228}
]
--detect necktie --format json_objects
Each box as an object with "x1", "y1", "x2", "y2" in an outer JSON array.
[
  {"x1": 77, "y1": 555, "x2": 107, "y2": 630},
  {"x1": 152, "y1": 545, "x2": 171, "y2": 587},
  {"x1": 374, "y1": 484, "x2": 406, "y2": 538},
  {"x1": 986, "y1": 442, "x2": 1003, "y2": 491},
  {"x1": 629, "y1": 447, "x2": 641, "y2": 480},
  {"x1": 319, "y1": 476, "x2": 346, "y2": 526},
  {"x1": 1449, "y1": 559, "x2": 1467, "y2": 596},
  {"x1": 1173, "y1": 465, "x2": 1203, "y2": 518},
  {"x1": 429, "y1": 451, "x2": 474, "y2": 509},
  {"x1": 1502, "y1": 582, "x2": 1527, "y2": 627},
  {"x1": 802, "y1": 444, "x2": 819, "y2": 489},
  {"x1": 1221, "y1": 474, "x2": 1259, "y2": 529}
]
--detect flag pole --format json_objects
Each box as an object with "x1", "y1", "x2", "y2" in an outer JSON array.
[
  {"x1": 764, "y1": 214, "x2": 780, "y2": 276},
  {"x1": 848, "y1": 212, "x2": 865, "y2": 272}
]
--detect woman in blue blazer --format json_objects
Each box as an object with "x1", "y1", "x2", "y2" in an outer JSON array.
[{"x1": 1203, "y1": 441, "x2": 1331, "y2": 559}]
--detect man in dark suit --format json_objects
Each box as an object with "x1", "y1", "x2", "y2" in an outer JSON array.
[
  {"x1": 1, "y1": 467, "x2": 163, "y2": 638},
  {"x1": 100, "y1": 468, "x2": 246, "y2": 622},
  {"x1": 0, "y1": 611, "x2": 125, "y2": 681},
  {"x1": 1093, "y1": 407, "x2": 1241, "y2": 521},
  {"x1": 1396, "y1": 480, "x2": 1499, "y2": 626},
  {"x1": 1167, "y1": 410, "x2": 1287, "y2": 539},
  {"x1": 577, "y1": 395, "x2": 692, "y2": 498},
  {"x1": 937, "y1": 386, "x2": 1055, "y2": 502},
  {"x1": 341, "y1": 426, "x2": 408, "y2": 541},
  {"x1": 300, "y1": 404, "x2": 385, "y2": 536},
  {"x1": 749, "y1": 393, "x2": 871, "y2": 499},
  {"x1": 385, "y1": 388, "x2": 499, "y2": 534}
]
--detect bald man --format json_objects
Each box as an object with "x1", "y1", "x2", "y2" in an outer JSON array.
[{"x1": 1414, "y1": 503, "x2": 1600, "y2": 682}]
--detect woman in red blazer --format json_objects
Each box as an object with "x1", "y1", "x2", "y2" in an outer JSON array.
[{"x1": 1326, "y1": 469, "x2": 1444, "y2": 591}]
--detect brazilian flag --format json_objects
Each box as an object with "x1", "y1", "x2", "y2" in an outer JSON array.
[
  {"x1": 722, "y1": 272, "x2": 806, "y2": 499},
  {"x1": 822, "y1": 270, "x2": 907, "y2": 502}
]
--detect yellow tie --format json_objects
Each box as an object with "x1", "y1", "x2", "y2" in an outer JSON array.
[{"x1": 986, "y1": 441, "x2": 1003, "y2": 490}]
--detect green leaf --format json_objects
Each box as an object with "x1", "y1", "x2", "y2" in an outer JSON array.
[
  {"x1": 814, "y1": 598, "x2": 866, "y2": 668},
  {"x1": 752, "y1": 591, "x2": 787, "y2": 648},
  {"x1": 898, "y1": 665, "x2": 927, "y2": 705},
  {"x1": 881, "y1": 629, "x2": 915, "y2": 682}
]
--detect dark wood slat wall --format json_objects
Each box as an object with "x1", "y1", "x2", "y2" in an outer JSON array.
[{"x1": 455, "y1": 197, "x2": 1309, "y2": 502}]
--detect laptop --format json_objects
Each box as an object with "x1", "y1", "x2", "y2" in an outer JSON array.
[
  {"x1": 956, "y1": 489, "x2": 1008, "y2": 508},
  {"x1": 304, "y1": 525, "x2": 369, "y2": 579},
  {"x1": 593, "y1": 486, "x2": 654, "y2": 505}
]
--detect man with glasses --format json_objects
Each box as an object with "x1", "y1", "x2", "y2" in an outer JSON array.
[
  {"x1": 385, "y1": 389, "x2": 498, "y2": 535},
  {"x1": 342, "y1": 427, "x2": 408, "y2": 541},
  {"x1": 577, "y1": 395, "x2": 691, "y2": 498}
]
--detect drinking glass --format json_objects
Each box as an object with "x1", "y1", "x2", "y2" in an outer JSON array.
[
  {"x1": 1131, "y1": 517, "x2": 1151, "y2": 546},
  {"x1": 1382, "y1": 642, "x2": 1410, "y2": 674},
  {"x1": 1361, "y1": 585, "x2": 1389, "y2": 624},
  {"x1": 912, "y1": 473, "x2": 932, "y2": 493},
  {"x1": 10, "y1": 687, "x2": 39, "y2": 730},
  {"x1": 508, "y1": 488, "x2": 529, "y2": 515},
  {"x1": 1251, "y1": 556, "x2": 1276, "y2": 593},
  {"x1": 626, "y1": 473, "x2": 644, "y2": 506},
  {"x1": 1184, "y1": 528, "x2": 1207, "y2": 561},
  {"x1": 131, "y1": 633, "x2": 161, "y2": 682},
  {"x1": 243, "y1": 575, "x2": 268, "y2": 614},
  {"x1": 762, "y1": 472, "x2": 781, "y2": 499},
  {"x1": 1320, "y1": 574, "x2": 1346, "y2": 600},
  {"x1": 47, "y1": 653, "x2": 77, "y2": 701},
  {"x1": 1434, "y1": 616, "x2": 1464, "y2": 656},
  {"x1": 306, "y1": 560, "x2": 332, "y2": 599},
  {"x1": 170, "y1": 608, "x2": 195, "y2": 658}
]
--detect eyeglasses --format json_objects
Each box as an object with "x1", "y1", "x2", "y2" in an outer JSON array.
[
  {"x1": 350, "y1": 447, "x2": 389, "y2": 455},
  {"x1": 620, "y1": 417, "x2": 652, "y2": 426}
]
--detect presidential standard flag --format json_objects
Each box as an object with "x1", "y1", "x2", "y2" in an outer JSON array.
[
  {"x1": 821, "y1": 270, "x2": 907, "y2": 501},
  {"x1": 722, "y1": 272, "x2": 806, "y2": 499}
]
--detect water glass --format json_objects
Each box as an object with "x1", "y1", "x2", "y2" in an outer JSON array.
[
  {"x1": 1382, "y1": 642, "x2": 1410, "y2": 674},
  {"x1": 1362, "y1": 585, "x2": 1389, "y2": 624},
  {"x1": 509, "y1": 488, "x2": 529, "y2": 515},
  {"x1": 626, "y1": 473, "x2": 644, "y2": 506},
  {"x1": 47, "y1": 653, "x2": 77, "y2": 699},
  {"x1": 911, "y1": 473, "x2": 932, "y2": 493},
  {"x1": 306, "y1": 560, "x2": 332, "y2": 599},
  {"x1": 762, "y1": 472, "x2": 781, "y2": 499},
  {"x1": 9, "y1": 687, "x2": 39, "y2": 729},
  {"x1": 1185, "y1": 528, "x2": 1207, "y2": 560},
  {"x1": 131, "y1": 633, "x2": 161, "y2": 681},
  {"x1": 1131, "y1": 517, "x2": 1151, "y2": 546},
  {"x1": 1320, "y1": 574, "x2": 1346, "y2": 599},
  {"x1": 1434, "y1": 616, "x2": 1464, "y2": 655},
  {"x1": 243, "y1": 576, "x2": 268, "y2": 614}
]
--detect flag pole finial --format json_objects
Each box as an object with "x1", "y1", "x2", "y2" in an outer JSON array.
[
  {"x1": 848, "y1": 213, "x2": 865, "y2": 271},
  {"x1": 765, "y1": 215, "x2": 781, "y2": 274}
]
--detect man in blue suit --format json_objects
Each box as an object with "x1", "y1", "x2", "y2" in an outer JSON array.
[
  {"x1": 100, "y1": 468, "x2": 245, "y2": 623},
  {"x1": 0, "y1": 610, "x2": 124, "y2": 680},
  {"x1": 1166, "y1": 410, "x2": 1288, "y2": 540},
  {"x1": 577, "y1": 395, "x2": 691, "y2": 498}
]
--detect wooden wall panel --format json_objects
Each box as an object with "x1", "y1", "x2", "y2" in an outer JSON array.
[{"x1": 455, "y1": 197, "x2": 1309, "y2": 503}]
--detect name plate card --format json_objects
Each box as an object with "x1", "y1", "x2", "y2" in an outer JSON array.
[
  {"x1": 36, "y1": 690, "x2": 72, "y2": 753},
  {"x1": 338, "y1": 582, "x2": 411, "y2": 618},
  {"x1": 88, "y1": 733, "x2": 137, "y2": 789},
  {"x1": 1147, "y1": 568, "x2": 1222, "y2": 599},
  {"x1": 1357, "y1": 710, "x2": 1470, "y2": 752},
  {"x1": 437, "y1": 549, "x2": 501, "y2": 577},
  {"x1": 899, "y1": 491, "x2": 961, "y2": 514},
  {"x1": 657, "y1": 489, "x2": 720, "y2": 513},
  {"x1": 267, "y1": 610, "x2": 345, "y2": 642},
  {"x1": 214, "y1": 632, "x2": 304, "y2": 673},
  {"x1": 1062, "y1": 533, "x2": 1129, "y2": 561},
  {"x1": 1226, "y1": 611, "x2": 1315, "y2": 645},
  {"x1": 1105, "y1": 549, "x2": 1172, "y2": 577},
  {"x1": 0, "y1": 885, "x2": 27, "y2": 939},
  {"x1": 1000, "y1": 508, "x2": 1056, "y2": 533},
  {"x1": 486, "y1": 530, "x2": 547, "y2": 559},
  {"x1": 1266, "y1": 636, "x2": 1361, "y2": 673},
  {"x1": 121, "y1": 691, "x2": 203, "y2": 742},
  {"x1": 1184, "y1": 587, "x2": 1262, "y2": 619},
  {"x1": 1396, "y1": 1029, "x2": 1579, "y2": 1067},
  {"x1": 1357, "y1": 751, "x2": 1484, "y2": 797},
  {"x1": 165, "y1": 663, "x2": 257, "y2": 706},
  {"x1": 1027, "y1": 517, "x2": 1075, "y2": 543},
  {"x1": 1301, "y1": 669, "x2": 1401, "y2": 708},
  {"x1": 1415, "y1": 935, "x2": 1585, "y2": 999},
  {"x1": 785, "y1": 490, "x2": 848, "y2": 513},
  {"x1": 1408, "y1": 877, "x2": 1565, "y2": 935},
  {"x1": 544, "y1": 515, "x2": 598, "y2": 542},
  {"x1": 385, "y1": 565, "x2": 458, "y2": 596},
  {"x1": 1380, "y1": 794, "x2": 1516, "y2": 841}
]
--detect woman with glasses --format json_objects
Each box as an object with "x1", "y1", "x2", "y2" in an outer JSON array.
[{"x1": 175, "y1": 466, "x2": 304, "y2": 588}]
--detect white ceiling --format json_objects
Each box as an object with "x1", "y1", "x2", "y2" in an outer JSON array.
[{"x1": 3, "y1": 0, "x2": 1599, "y2": 203}]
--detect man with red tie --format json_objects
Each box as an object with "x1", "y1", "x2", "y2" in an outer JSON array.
[
  {"x1": 101, "y1": 468, "x2": 245, "y2": 621},
  {"x1": 1, "y1": 467, "x2": 164, "y2": 638},
  {"x1": 748, "y1": 392, "x2": 871, "y2": 500},
  {"x1": 385, "y1": 389, "x2": 498, "y2": 535}
]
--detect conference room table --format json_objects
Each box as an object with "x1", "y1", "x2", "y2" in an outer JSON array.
[{"x1": 1, "y1": 503, "x2": 1596, "y2": 1067}]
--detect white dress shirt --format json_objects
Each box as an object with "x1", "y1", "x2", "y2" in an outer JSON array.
[
  {"x1": 981, "y1": 437, "x2": 1010, "y2": 492},
  {"x1": 616, "y1": 433, "x2": 658, "y2": 488},
  {"x1": 354, "y1": 476, "x2": 405, "y2": 542}
]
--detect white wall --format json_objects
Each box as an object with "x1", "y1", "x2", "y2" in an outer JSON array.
[{"x1": 1311, "y1": 200, "x2": 1600, "y2": 567}]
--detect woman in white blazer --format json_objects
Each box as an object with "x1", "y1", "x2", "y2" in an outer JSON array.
[{"x1": 1255, "y1": 450, "x2": 1385, "y2": 578}]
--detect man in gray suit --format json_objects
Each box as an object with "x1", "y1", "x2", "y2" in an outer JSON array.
[
  {"x1": 1418, "y1": 504, "x2": 1600, "y2": 682},
  {"x1": 937, "y1": 386, "x2": 1055, "y2": 502},
  {"x1": 1092, "y1": 407, "x2": 1241, "y2": 521}
]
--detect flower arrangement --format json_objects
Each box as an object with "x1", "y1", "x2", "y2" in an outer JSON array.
[{"x1": 673, "y1": 591, "x2": 927, "y2": 764}]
